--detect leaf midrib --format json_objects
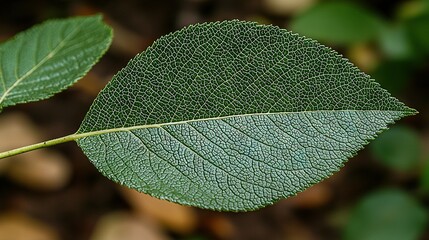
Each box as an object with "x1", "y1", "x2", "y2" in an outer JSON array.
[
  {"x1": 0, "y1": 22, "x2": 84, "y2": 105},
  {"x1": 75, "y1": 109, "x2": 410, "y2": 141}
]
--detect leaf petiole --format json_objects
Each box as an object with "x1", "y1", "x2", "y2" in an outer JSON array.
[
  {"x1": 0, "y1": 133, "x2": 78, "y2": 159},
  {"x1": 0, "y1": 124, "x2": 162, "y2": 159}
]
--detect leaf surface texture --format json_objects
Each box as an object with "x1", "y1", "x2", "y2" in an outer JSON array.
[
  {"x1": 0, "y1": 15, "x2": 112, "y2": 110},
  {"x1": 77, "y1": 21, "x2": 415, "y2": 211}
]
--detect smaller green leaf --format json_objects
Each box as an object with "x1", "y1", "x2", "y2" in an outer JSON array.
[
  {"x1": 344, "y1": 189, "x2": 427, "y2": 240},
  {"x1": 290, "y1": 2, "x2": 383, "y2": 45},
  {"x1": 370, "y1": 126, "x2": 422, "y2": 171},
  {"x1": 0, "y1": 15, "x2": 112, "y2": 110}
]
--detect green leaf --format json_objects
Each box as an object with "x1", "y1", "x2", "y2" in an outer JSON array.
[
  {"x1": 370, "y1": 126, "x2": 422, "y2": 171},
  {"x1": 76, "y1": 20, "x2": 415, "y2": 211},
  {"x1": 0, "y1": 15, "x2": 112, "y2": 110},
  {"x1": 290, "y1": 2, "x2": 383, "y2": 45},
  {"x1": 344, "y1": 189, "x2": 427, "y2": 240}
]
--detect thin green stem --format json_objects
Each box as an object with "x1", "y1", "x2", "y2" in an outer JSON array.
[
  {"x1": 0, "y1": 133, "x2": 80, "y2": 159},
  {"x1": 0, "y1": 125, "x2": 158, "y2": 159}
]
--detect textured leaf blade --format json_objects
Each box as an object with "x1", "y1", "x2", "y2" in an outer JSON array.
[
  {"x1": 0, "y1": 15, "x2": 112, "y2": 109},
  {"x1": 77, "y1": 21, "x2": 415, "y2": 211}
]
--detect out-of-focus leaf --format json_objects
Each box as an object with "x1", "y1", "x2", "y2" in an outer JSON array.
[
  {"x1": 289, "y1": 2, "x2": 383, "y2": 45},
  {"x1": 370, "y1": 126, "x2": 422, "y2": 171},
  {"x1": 396, "y1": 0, "x2": 428, "y2": 20},
  {"x1": 420, "y1": 157, "x2": 429, "y2": 192},
  {"x1": 423, "y1": 0, "x2": 429, "y2": 11},
  {"x1": 378, "y1": 24, "x2": 416, "y2": 59},
  {"x1": 406, "y1": 13, "x2": 429, "y2": 54},
  {"x1": 371, "y1": 60, "x2": 414, "y2": 95},
  {"x1": 344, "y1": 189, "x2": 427, "y2": 240}
]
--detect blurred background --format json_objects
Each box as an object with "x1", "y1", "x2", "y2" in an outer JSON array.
[{"x1": 0, "y1": 0, "x2": 428, "y2": 239}]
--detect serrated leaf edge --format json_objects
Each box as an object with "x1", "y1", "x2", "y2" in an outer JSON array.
[{"x1": 0, "y1": 14, "x2": 113, "y2": 108}]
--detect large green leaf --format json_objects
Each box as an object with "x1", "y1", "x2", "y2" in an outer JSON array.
[
  {"x1": 0, "y1": 15, "x2": 112, "y2": 110},
  {"x1": 77, "y1": 20, "x2": 415, "y2": 211}
]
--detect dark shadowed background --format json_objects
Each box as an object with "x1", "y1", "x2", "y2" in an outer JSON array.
[{"x1": 0, "y1": 0, "x2": 428, "y2": 239}]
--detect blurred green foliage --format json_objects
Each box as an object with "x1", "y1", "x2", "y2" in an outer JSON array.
[
  {"x1": 370, "y1": 60, "x2": 414, "y2": 95},
  {"x1": 378, "y1": 24, "x2": 416, "y2": 59},
  {"x1": 406, "y1": 13, "x2": 429, "y2": 54},
  {"x1": 290, "y1": 2, "x2": 383, "y2": 45},
  {"x1": 420, "y1": 157, "x2": 429, "y2": 192},
  {"x1": 344, "y1": 189, "x2": 427, "y2": 240},
  {"x1": 370, "y1": 126, "x2": 422, "y2": 171}
]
